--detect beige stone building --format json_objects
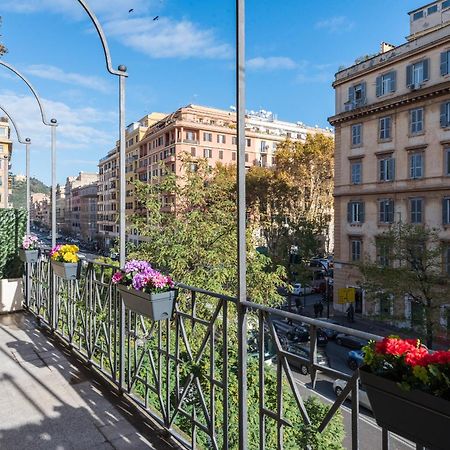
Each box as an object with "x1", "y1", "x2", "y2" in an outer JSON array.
[
  {"x1": 0, "y1": 118, "x2": 12, "y2": 208},
  {"x1": 30, "y1": 193, "x2": 50, "y2": 228},
  {"x1": 329, "y1": 1, "x2": 450, "y2": 322},
  {"x1": 98, "y1": 104, "x2": 332, "y2": 250},
  {"x1": 56, "y1": 184, "x2": 65, "y2": 235},
  {"x1": 71, "y1": 182, "x2": 97, "y2": 242}
]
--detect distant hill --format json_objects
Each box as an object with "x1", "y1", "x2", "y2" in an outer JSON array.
[{"x1": 10, "y1": 175, "x2": 50, "y2": 209}]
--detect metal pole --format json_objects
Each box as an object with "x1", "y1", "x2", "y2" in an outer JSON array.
[
  {"x1": 51, "y1": 122, "x2": 57, "y2": 248},
  {"x1": 118, "y1": 67, "x2": 127, "y2": 392},
  {"x1": 236, "y1": 0, "x2": 248, "y2": 448},
  {"x1": 25, "y1": 142, "x2": 30, "y2": 235}
]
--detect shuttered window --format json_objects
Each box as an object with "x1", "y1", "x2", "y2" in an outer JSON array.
[
  {"x1": 379, "y1": 199, "x2": 395, "y2": 223},
  {"x1": 441, "y1": 50, "x2": 450, "y2": 76},
  {"x1": 409, "y1": 152, "x2": 423, "y2": 179},
  {"x1": 351, "y1": 161, "x2": 362, "y2": 184},
  {"x1": 379, "y1": 116, "x2": 392, "y2": 140},
  {"x1": 410, "y1": 108, "x2": 424, "y2": 134},
  {"x1": 379, "y1": 157, "x2": 395, "y2": 182},
  {"x1": 347, "y1": 201, "x2": 365, "y2": 224},
  {"x1": 406, "y1": 59, "x2": 429, "y2": 87},
  {"x1": 443, "y1": 198, "x2": 450, "y2": 225},
  {"x1": 376, "y1": 71, "x2": 396, "y2": 97},
  {"x1": 351, "y1": 124, "x2": 362, "y2": 146},
  {"x1": 410, "y1": 198, "x2": 423, "y2": 224},
  {"x1": 440, "y1": 102, "x2": 450, "y2": 128}
]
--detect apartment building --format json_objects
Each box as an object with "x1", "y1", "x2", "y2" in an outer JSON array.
[
  {"x1": 63, "y1": 172, "x2": 98, "y2": 237},
  {"x1": 0, "y1": 118, "x2": 12, "y2": 208},
  {"x1": 55, "y1": 184, "x2": 65, "y2": 235},
  {"x1": 329, "y1": 1, "x2": 450, "y2": 320},
  {"x1": 98, "y1": 113, "x2": 166, "y2": 249},
  {"x1": 71, "y1": 182, "x2": 97, "y2": 242},
  {"x1": 30, "y1": 193, "x2": 50, "y2": 228}
]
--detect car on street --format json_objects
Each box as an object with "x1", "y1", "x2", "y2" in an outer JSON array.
[
  {"x1": 248, "y1": 330, "x2": 276, "y2": 365},
  {"x1": 292, "y1": 283, "x2": 313, "y2": 296},
  {"x1": 294, "y1": 323, "x2": 328, "y2": 347},
  {"x1": 333, "y1": 379, "x2": 372, "y2": 411},
  {"x1": 282, "y1": 342, "x2": 329, "y2": 375},
  {"x1": 347, "y1": 350, "x2": 364, "y2": 370},
  {"x1": 335, "y1": 333, "x2": 368, "y2": 350},
  {"x1": 315, "y1": 318, "x2": 340, "y2": 340},
  {"x1": 286, "y1": 325, "x2": 310, "y2": 343}
]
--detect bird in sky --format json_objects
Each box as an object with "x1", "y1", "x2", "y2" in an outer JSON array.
[
  {"x1": 128, "y1": 8, "x2": 134, "y2": 13},
  {"x1": 153, "y1": 16, "x2": 159, "y2": 21}
]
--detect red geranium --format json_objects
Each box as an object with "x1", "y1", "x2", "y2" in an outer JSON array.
[{"x1": 375, "y1": 337, "x2": 419, "y2": 356}]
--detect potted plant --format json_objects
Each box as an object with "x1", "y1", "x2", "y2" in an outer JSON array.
[
  {"x1": 360, "y1": 336, "x2": 450, "y2": 449},
  {"x1": 112, "y1": 260, "x2": 176, "y2": 321},
  {"x1": 50, "y1": 244, "x2": 80, "y2": 280},
  {"x1": 18, "y1": 234, "x2": 40, "y2": 263}
]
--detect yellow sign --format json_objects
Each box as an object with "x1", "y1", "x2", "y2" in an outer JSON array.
[{"x1": 338, "y1": 288, "x2": 356, "y2": 304}]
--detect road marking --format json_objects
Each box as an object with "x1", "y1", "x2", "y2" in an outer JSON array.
[{"x1": 294, "y1": 378, "x2": 415, "y2": 449}]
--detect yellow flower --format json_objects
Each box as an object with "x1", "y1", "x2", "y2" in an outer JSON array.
[{"x1": 64, "y1": 252, "x2": 79, "y2": 263}]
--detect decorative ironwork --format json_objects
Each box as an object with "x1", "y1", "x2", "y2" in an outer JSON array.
[{"x1": 27, "y1": 258, "x2": 401, "y2": 450}]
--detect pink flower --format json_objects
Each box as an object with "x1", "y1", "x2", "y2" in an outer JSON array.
[{"x1": 112, "y1": 272, "x2": 124, "y2": 284}]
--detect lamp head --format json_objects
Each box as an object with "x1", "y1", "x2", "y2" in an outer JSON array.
[
  {"x1": 50, "y1": 119, "x2": 57, "y2": 124},
  {"x1": 25, "y1": 138, "x2": 31, "y2": 143},
  {"x1": 118, "y1": 65, "x2": 127, "y2": 72}
]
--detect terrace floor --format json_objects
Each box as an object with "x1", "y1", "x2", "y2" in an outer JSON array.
[{"x1": 0, "y1": 312, "x2": 178, "y2": 450}]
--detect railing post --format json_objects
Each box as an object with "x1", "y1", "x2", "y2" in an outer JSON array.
[
  {"x1": 382, "y1": 428, "x2": 390, "y2": 450},
  {"x1": 309, "y1": 325, "x2": 318, "y2": 389},
  {"x1": 51, "y1": 269, "x2": 57, "y2": 331},
  {"x1": 351, "y1": 374, "x2": 360, "y2": 450}
]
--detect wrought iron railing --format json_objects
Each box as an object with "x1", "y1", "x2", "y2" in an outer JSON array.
[{"x1": 24, "y1": 257, "x2": 409, "y2": 450}]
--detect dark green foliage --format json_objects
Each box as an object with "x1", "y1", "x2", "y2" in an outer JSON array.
[
  {"x1": 0, "y1": 208, "x2": 26, "y2": 278},
  {"x1": 10, "y1": 175, "x2": 50, "y2": 209}
]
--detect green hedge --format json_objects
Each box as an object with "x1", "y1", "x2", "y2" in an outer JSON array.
[{"x1": 0, "y1": 208, "x2": 26, "y2": 279}]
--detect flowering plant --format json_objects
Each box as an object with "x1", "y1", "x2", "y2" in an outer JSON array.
[
  {"x1": 363, "y1": 336, "x2": 450, "y2": 400},
  {"x1": 112, "y1": 260, "x2": 174, "y2": 294},
  {"x1": 22, "y1": 234, "x2": 39, "y2": 251},
  {"x1": 50, "y1": 244, "x2": 80, "y2": 263}
]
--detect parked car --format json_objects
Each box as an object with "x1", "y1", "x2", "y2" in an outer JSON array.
[
  {"x1": 335, "y1": 334, "x2": 368, "y2": 350},
  {"x1": 347, "y1": 350, "x2": 364, "y2": 370},
  {"x1": 282, "y1": 342, "x2": 329, "y2": 375},
  {"x1": 294, "y1": 323, "x2": 328, "y2": 347},
  {"x1": 292, "y1": 283, "x2": 313, "y2": 296},
  {"x1": 286, "y1": 325, "x2": 310, "y2": 343},
  {"x1": 248, "y1": 330, "x2": 276, "y2": 364},
  {"x1": 333, "y1": 379, "x2": 372, "y2": 411},
  {"x1": 316, "y1": 318, "x2": 340, "y2": 340}
]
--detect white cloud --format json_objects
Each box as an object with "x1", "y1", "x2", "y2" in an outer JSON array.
[
  {"x1": 247, "y1": 57, "x2": 297, "y2": 71},
  {"x1": 295, "y1": 62, "x2": 334, "y2": 84},
  {"x1": 315, "y1": 16, "x2": 354, "y2": 33},
  {"x1": 25, "y1": 65, "x2": 111, "y2": 93},
  {"x1": 104, "y1": 17, "x2": 232, "y2": 59}
]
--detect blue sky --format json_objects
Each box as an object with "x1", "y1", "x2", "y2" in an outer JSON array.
[{"x1": 0, "y1": 0, "x2": 427, "y2": 184}]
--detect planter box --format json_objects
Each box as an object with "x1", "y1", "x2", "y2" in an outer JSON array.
[
  {"x1": 51, "y1": 261, "x2": 80, "y2": 280},
  {"x1": 117, "y1": 284, "x2": 176, "y2": 321},
  {"x1": 18, "y1": 249, "x2": 39, "y2": 264},
  {"x1": 360, "y1": 367, "x2": 450, "y2": 449},
  {"x1": 0, "y1": 278, "x2": 24, "y2": 314}
]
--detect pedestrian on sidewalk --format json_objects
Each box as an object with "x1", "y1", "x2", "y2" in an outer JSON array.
[
  {"x1": 346, "y1": 303, "x2": 355, "y2": 323},
  {"x1": 318, "y1": 302, "x2": 324, "y2": 318},
  {"x1": 313, "y1": 302, "x2": 319, "y2": 318}
]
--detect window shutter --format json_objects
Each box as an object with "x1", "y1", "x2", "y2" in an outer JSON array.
[
  {"x1": 444, "y1": 199, "x2": 449, "y2": 225},
  {"x1": 389, "y1": 158, "x2": 396, "y2": 180},
  {"x1": 441, "y1": 103, "x2": 448, "y2": 128},
  {"x1": 441, "y1": 51, "x2": 449, "y2": 76},
  {"x1": 379, "y1": 159, "x2": 385, "y2": 181},
  {"x1": 423, "y1": 59, "x2": 430, "y2": 81},
  {"x1": 360, "y1": 202, "x2": 365, "y2": 223},
  {"x1": 406, "y1": 64, "x2": 413, "y2": 87},
  {"x1": 376, "y1": 76, "x2": 382, "y2": 97},
  {"x1": 360, "y1": 82, "x2": 366, "y2": 103},
  {"x1": 347, "y1": 202, "x2": 352, "y2": 223},
  {"x1": 348, "y1": 86, "x2": 355, "y2": 104},
  {"x1": 389, "y1": 201, "x2": 395, "y2": 223},
  {"x1": 390, "y1": 71, "x2": 397, "y2": 92}
]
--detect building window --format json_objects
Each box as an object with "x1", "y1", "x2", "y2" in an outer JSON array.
[
  {"x1": 410, "y1": 198, "x2": 423, "y2": 224},
  {"x1": 445, "y1": 246, "x2": 450, "y2": 275},
  {"x1": 232, "y1": 136, "x2": 237, "y2": 145},
  {"x1": 440, "y1": 101, "x2": 450, "y2": 127},
  {"x1": 217, "y1": 134, "x2": 226, "y2": 144},
  {"x1": 232, "y1": 152, "x2": 236, "y2": 161},
  {"x1": 379, "y1": 116, "x2": 392, "y2": 140},
  {"x1": 351, "y1": 161, "x2": 362, "y2": 184},
  {"x1": 348, "y1": 82, "x2": 366, "y2": 107},
  {"x1": 379, "y1": 156, "x2": 395, "y2": 181},
  {"x1": 442, "y1": 50, "x2": 450, "y2": 76},
  {"x1": 351, "y1": 124, "x2": 362, "y2": 146},
  {"x1": 410, "y1": 108, "x2": 424, "y2": 134},
  {"x1": 219, "y1": 150, "x2": 224, "y2": 160},
  {"x1": 191, "y1": 147, "x2": 196, "y2": 157},
  {"x1": 260, "y1": 141, "x2": 269, "y2": 152},
  {"x1": 379, "y1": 199, "x2": 395, "y2": 223},
  {"x1": 428, "y1": 4, "x2": 438, "y2": 14},
  {"x1": 347, "y1": 201, "x2": 365, "y2": 224},
  {"x1": 350, "y1": 239, "x2": 362, "y2": 262},
  {"x1": 246, "y1": 138, "x2": 251, "y2": 147},
  {"x1": 409, "y1": 152, "x2": 424, "y2": 179},
  {"x1": 444, "y1": 0, "x2": 450, "y2": 9},
  {"x1": 376, "y1": 238, "x2": 391, "y2": 267},
  {"x1": 203, "y1": 132, "x2": 212, "y2": 142},
  {"x1": 446, "y1": 147, "x2": 450, "y2": 176},
  {"x1": 376, "y1": 71, "x2": 396, "y2": 97},
  {"x1": 186, "y1": 131, "x2": 196, "y2": 141},
  {"x1": 203, "y1": 148, "x2": 212, "y2": 158},
  {"x1": 413, "y1": 10, "x2": 424, "y2": 20},
  {"x1": 443, "y1": 198, "x2": 450, "y2": 225},
  {"x1": 245, "y1": 153, "x2": 249, "y2": 163},
  {"x1": 406, "y1": 60, "x2": 429, "y2": 88}
]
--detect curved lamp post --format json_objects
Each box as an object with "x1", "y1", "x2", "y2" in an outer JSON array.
[
  {"x1": 0, "y1": 103, "x2": 32, "y2": 234},
  {"x1": 0, "y1": 60, "x2": 58, "y2": 247}
]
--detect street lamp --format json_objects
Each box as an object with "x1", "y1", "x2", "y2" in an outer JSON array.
[
  {"x1": 0, "y1": 60, "x2": 58, "y2": 247},
  {"x1": 0, "y1": 103, "x2": 32, "y2": 233}
]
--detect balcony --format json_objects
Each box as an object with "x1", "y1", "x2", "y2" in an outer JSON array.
[{"x1": 7, "y1": 257, "x2": 421, "y2": 450}]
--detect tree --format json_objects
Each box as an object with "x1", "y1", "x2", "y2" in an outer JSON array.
[
  {"x1": 0, "y1": 17, "x2": 7, "y2": 57},
  {"x1": 360, "y1": 224, "x2": 450, "y2": 348},
  {"x1": 246, "y1": 133, "x2": 334, "y2": 273}
]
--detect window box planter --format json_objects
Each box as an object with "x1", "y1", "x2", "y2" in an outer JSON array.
[
  {"x1": 360, "y1": 367, "x2": 450, "y2": 450},
  {"x1": 117, "y1": 284, "x2": 176, "y2": 321},
  {"x1": 51, "y1": 261, "x2": 80, "y2": 280},
  {"x1": 18, "y1": 249, "x2": 40, "y2": 264}
]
